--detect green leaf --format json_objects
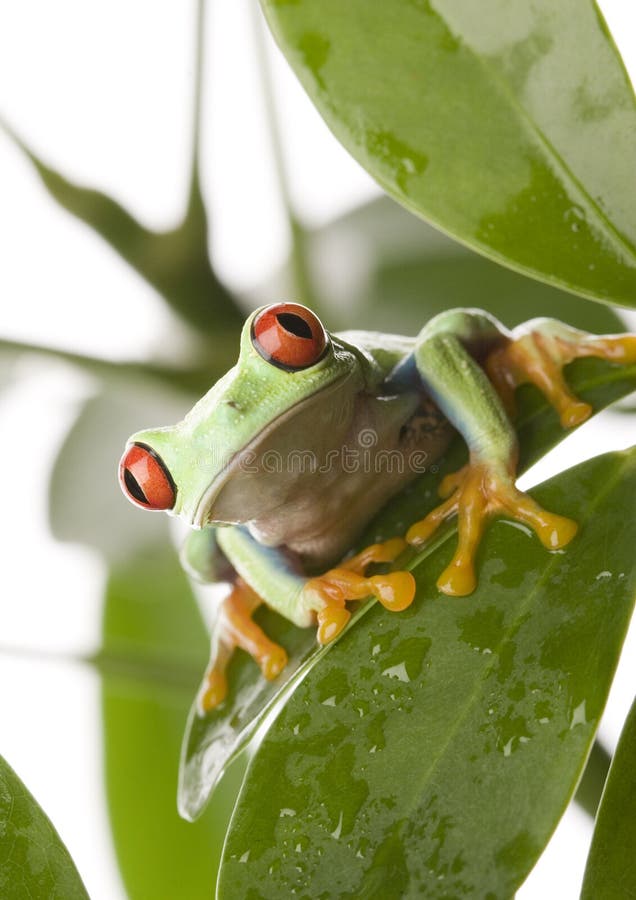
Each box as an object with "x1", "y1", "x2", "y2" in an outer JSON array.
[
  {"x1": 0, "y1": 120, "x2": 242, "y2": 334},
  {"x1": 319, "y1": 198, "x2": 627, "y2": 335},
  {"x1": 49, "y1": 382, "x2": 195, "y2": 562},
  {"x1": 574, "y1": 739, "x2": 612, "y2": 820},
  {"x1": 179, "y1": 608, "x2": 318, "y2": 821},
  {"x1": 0, "y1": 3, "x2": 243, "y2": 340},
  {"x1": 179, "y1": 357, "x2": 636, "y2": 820},
  {"x1": 261, "y1": 0, "x2": 636, "y2": 307},
  {"x1": 219, "y1": 448, "x2": 636, "y2": 899},
  {"x1": 0, "y1": 337, "x2": 236, "y2": 397},
  {"x1": 581, "y1": 697, "x2": 636, "y2": 899},
  {"x1": 615, "y1": 399, "x2": 636, "y2": 414},
  {"x1": 99, "y1": 542, "x2": 243, "y2": 900},
  {"x1": 0, "y1": 754, "x2": 89, "y2": 899},
  {"x1": 100, "y1": 542, "x2": 209, "y2": 674},
  {"x1": 0, "y1": 343, "x2": 20, "y2": 392}
]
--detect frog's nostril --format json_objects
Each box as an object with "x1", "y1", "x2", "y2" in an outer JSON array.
[{"x1": 119, "y1": 443, "x2": 176, "y2": 511}]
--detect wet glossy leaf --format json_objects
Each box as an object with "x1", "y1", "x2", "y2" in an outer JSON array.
[
  {"x1": 309, "y1": 198, "x2": 628, "y2": 336},
  {"x1": 0, "y1": 754, "x2": 89, "y2": 899},
  {"x1": 219, "y1": 448, "x2": 636, "y2": 898},
  {"x1": 179, "y1": 609, "x2": 317, "y2": 822},
  {"x1": 99, "y1": 543, "x2": 242, "y2": 900},
  {"x1": 262, "y1": 0, "x2": 636, "y2": 307},
  {"x1": 179, "y1": 357, "x2": 636, "y2": 820},
  {"x1": 581, "y1": 697, "x2": 636, "y2": 899}
]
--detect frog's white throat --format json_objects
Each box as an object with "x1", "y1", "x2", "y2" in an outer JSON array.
[{"x1": 189, "y1": 374, "x2": 358, "y2": 528}]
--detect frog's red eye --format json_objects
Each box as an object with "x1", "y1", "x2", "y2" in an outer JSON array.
[
  {"x1": 251, "y1": 302, "x2": 328, "y2": 370},
  {"x1": 119, "y1": 443, "x2": 176, "y2": 511}
]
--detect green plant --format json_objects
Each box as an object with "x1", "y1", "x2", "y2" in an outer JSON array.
[{"x1": 1, "y1": 1, "x2": 635, "y2": 897}]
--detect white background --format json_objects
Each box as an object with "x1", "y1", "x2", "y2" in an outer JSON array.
[{"x1": 0, "y1": 1, "x2": 635, "y2": 897}]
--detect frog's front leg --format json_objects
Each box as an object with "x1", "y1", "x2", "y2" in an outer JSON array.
[
  {"x1": 303, "y1": 538, "x2": 416, "y2": 643},
  {"x1": 197, "y1": 576, "x2": 289, "y2": 714},
  {"x1": 184, "y1": 527, "x2": 294, "y2": 713},
  {"x1": 206, "y1": 527, "x2": 415, "y2": 709},
  {"x1": 405, "y1": 310, "x2": 579, "y2": 596}
]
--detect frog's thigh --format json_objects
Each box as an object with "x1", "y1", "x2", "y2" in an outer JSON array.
[
  {"x1": 485, "y1": 317, "x2": 636, "y2": 427},
  {"x1": 405, "y1": 312, "x2": 577, "y2": 596},
  {"x1": 411, "y1": 308, "x2": 515, "y2": 463}
]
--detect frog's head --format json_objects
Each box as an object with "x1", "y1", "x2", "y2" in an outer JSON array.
[{"x1": 119, "y1": 302, "x2": 364, "y2": 527}]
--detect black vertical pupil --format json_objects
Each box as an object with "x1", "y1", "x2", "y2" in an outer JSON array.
[
  {"x1": 124, "y1": 468, "x2": 148, "y2": 505},
  {"x1": 277, "y1": 313, "x2": 313, "y2": 339}
]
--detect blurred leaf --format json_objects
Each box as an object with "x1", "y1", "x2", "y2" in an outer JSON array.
[
  {"x1": 101, "y1": 543, "x2": 209, "y2": 671},
  {"x1": 0, "y1": 344, "x2": 20, "y2": 396},
  {"x1": 0, "y1": 754, "x2": 89, "y2": 899},
  {"x1": 262, "y1": 0, "x2": 636, "y2": 307},
  {"x1": 615, "y1": 399, "x2": 636, "y2": 414},
  {"x1": 373, "y1": 258, "x2": 626, "y2": 335},
  {"x1": 100, "y1": 542, "x2": 242, "y2": 900},
  {"x1": 574, "y1": 740, "x2": 612, "y2": 820},
  {"x1": 179, "y1": 357, "x2": 636, "y2": 820},
  {"x1": 307, "y1": 197, "x2": 628, "y2": 335},
  {"x1": 219, "y1": 449, "x2": 636, "y2": 899},
  {"x1": 0, "y1": 120, "x2": 242, "y2": 334},
  {"x1": 581, "y1": 697, "x2": 636, "y2": 899},
  {"x1": 0, "y1": 337, "x2": 236, "y2": 396},
  {"x1": 49, "y1": 382, "x2": 193, "y2": 562}
]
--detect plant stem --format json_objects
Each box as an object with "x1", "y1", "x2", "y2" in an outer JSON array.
[
  {"x1": 188, "y1": 0, "x2": 206, "y2": 212},
  {"x1": 250, "y1": 3, "x2": 319, "y2": 309}
]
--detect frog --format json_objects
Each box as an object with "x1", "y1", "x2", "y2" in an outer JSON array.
[{"x1": 118, "y1": 302, "x2": 636, "y2": 713}]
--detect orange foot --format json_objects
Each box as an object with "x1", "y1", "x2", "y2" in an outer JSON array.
[
  {"x1": 197, "y1": 577, "x2": 288, "y2": 714},
  {"x1": 486, "y1": 323, "x2": 636, "y2": 428},
  {"x1": 302, "y1": 537, "x2": 416, "y2": 645},
  {"x1": 406, "y1": 461, "x2": 577, "y2": 597}
]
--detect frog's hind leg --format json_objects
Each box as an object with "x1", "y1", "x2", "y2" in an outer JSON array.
[
  {"x1": 197, "y1": 578, "x2": 288, "y2": 714},
  {"x1": 407, "y1": 461, "x2": 577, "y2": 596},
  {"x1": 486, "y1": 318, "x2": 636, "y2": 428},
  {"x1": 405, "y1": 309, "x2": 579, "y2": 597}
]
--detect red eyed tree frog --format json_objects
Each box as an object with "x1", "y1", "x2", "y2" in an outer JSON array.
[{"x1": 119, "y1": 303, "x2": 636, "y2": 712}]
